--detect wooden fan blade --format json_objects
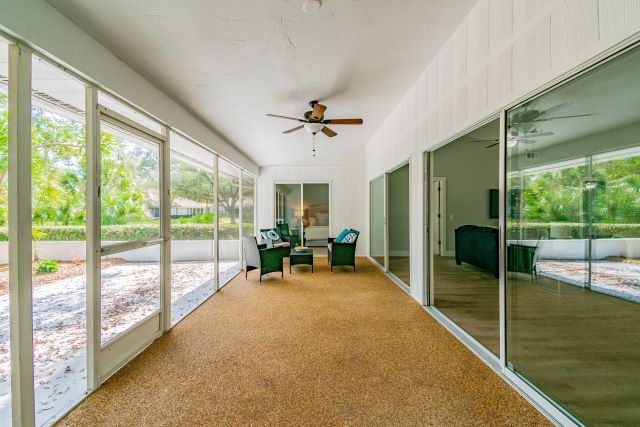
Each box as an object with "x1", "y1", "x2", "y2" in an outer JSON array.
[
  {"x1": 469, "y1": 139, "x2": 498, "y2": 143},
  {"x1": 485, "y1": 142, "x2": 499, "y2": 148},
  {"x1": 323, "y1": 118, "x2": 363, "y2": 125},
  {"x1": 321, "y1": 126, "x2": 337, "y2": 137},
  {"x1": 312, "y1": 103, "x2": 327, "y2": 120},
  {"x1": 283, "y1": 125, "x2": 304, "y2": 134},
  {"x1": 266, "y1": 113, "x2": 305, "y2": 122}
]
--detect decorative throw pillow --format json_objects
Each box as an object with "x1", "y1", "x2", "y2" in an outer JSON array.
[
  {"x1": 342, "y1": 232, "x2": 357, "y2": 243},
  {"x1": 335, "y1": 229, "x2": 351, "y2": 242},
  {"x1": 261, "y1": 229, "x2": 281, "y2": 243}
]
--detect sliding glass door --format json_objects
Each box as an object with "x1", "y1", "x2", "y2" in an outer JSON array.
[
  {"x1": 218, "y1": 158, "x2": 241, "y2": 287},
  {"x1": 387, "y1": 164, "x2": 410, "y2": 286},
  {"x1": 274, "y1": 183, "x2": 330, "y2": 253},
  {"x1": 368, "y1": 163, "x2": 410, "y2": 288},
  {"x1": 506, "y1": 43, "x2": 640, "y2": 425}
]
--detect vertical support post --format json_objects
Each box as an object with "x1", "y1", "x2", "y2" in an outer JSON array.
[
  {"x1": 423, "y1": 151, "x2": 430, "y2": 307},
  {"x1": 214, "y1": 155, "x2": 219, "y2": 291},
  {"x1": 383, "y1": 174, "x2": 389, "y2": 271},
  {"x1": 8, "y1": 42, "x2": 35, "y2": 427},
  {"x1": 85, "y1": 86, "x2": 101, "y2": 390},
  {"x1": 498, "y1": 109, "x2": 507, "y2": 369},
  {"x1": 160, "y1": 127, "x2": 171, "y2": 331}
]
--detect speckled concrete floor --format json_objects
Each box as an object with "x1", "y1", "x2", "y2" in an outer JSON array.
[{"x1": 58, "y1": 257, "x2": 549, "y2": 426}]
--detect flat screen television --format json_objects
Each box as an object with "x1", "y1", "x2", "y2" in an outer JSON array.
[{"x1": 489, "y1": 189, "x2": 499, "y2": 219}]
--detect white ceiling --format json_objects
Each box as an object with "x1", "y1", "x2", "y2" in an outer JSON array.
[{"x1": 46, "y1": 0, "x2": 476, "y2": 166}]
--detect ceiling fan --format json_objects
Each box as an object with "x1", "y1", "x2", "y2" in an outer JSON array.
[{"x1": 266, "y1": 100, "x2": 363, "y2": 138}]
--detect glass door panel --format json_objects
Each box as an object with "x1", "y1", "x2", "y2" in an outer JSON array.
[
  {"x1": 275, "y1": 184, "x2": 302, "y2": 248},
  {"x1": 387, "y1": 164, "x2": 410, "y2": 286},
  {"x1": 302, "y1": 183, "x2": 329, "y2": 253},
  {"x1": 506, "y1": 43, "x2": 640, "y2": 425},
  {"x1": 169, "y1": 132, "x2": 215, "y2": 325},
  {"x1": 218, "y1": 159, "x2": 241, "y2": 287},
  {"x1": 99, "y1": 113, "x2": 162, "y2": 346},
  {"x1": 370, "y1": 177, "x2": 385, "y2": 267}
]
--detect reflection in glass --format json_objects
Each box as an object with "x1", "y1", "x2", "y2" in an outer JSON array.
[
  {"x1": 303, "y1": 183, "x2": 329, "y2": 249},
  {"x1": 370, "y1": 177, "x2": 385, "y2": 266},
  {"x1": 387, "y1": 164, "x2": 410, "y2": 286},
  {"x1": 218, "y1": 159, "x2": 241, "y2": 287},
  {"x1": 101, "y1": 245, "x2": 161, "y2": 344},
  {"x1": 432, "y1": 119, "x2": 500, "y2": 356},
  {"x1": 506, "y1": 44, "x2": 640, "y2": 425},
  {"x1": 31, "y1": 55, "x2": 88, "y2": 425},
  {"x1": 169, "y1": 132, "x2": 215, "y2": 325},
  {"x1": 275, "y1": 184, "x2": 302, "y2": 248}
]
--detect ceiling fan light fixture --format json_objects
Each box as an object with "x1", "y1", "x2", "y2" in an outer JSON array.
[
  {"x1": 304, "y1": 122, "x2": 325, "y2": 134},
  {"x1": 302, "y1": 0, "x2": 322, "y2": 14}
]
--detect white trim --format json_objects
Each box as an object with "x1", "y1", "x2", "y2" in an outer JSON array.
[
  {"x1": 498, "y1": 110, "x2": 507, "y2": 369},
  {"x1": 214, "y1": 155, "x2": 220, "y2": 291},
  {"x1": 85, "y1": 85, "x2": 101, "y2": 392},
  {"x1": 98, "y1": 105, "x2": 166, "y2": 144},
  {"x1": 160, "y1": 126, "x2": 171, "y2": 332},
  {"x1": 8, "y1": 42, "x2": 35, "y2": 427}
]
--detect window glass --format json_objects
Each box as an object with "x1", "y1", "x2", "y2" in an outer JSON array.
[
  {"x1": 31, "y1": 55, "x2": 88, "y2": 425},
  {"x1": 170, "y1": 132, "x2": 215, "y2": 325},
  {"x1": 0, "y1": 37, "x2": 10, "y2": 426},
  {"x1": 218, "y1": 159, "x2": 241, "y2": 287}
]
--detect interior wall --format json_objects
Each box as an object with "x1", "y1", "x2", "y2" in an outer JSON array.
[
  {"x1": 258, "y1": 165, "x2": 367, "y2": 255},
  {"x1": 365, "y1": 0, "x2": 640, "y2": 303},
  {"x1": 434, "y1": 138, "x2": 499, "y2": 254},
  {"x1": 0, "y1": 0, "x2": 258, "y2": 175}
]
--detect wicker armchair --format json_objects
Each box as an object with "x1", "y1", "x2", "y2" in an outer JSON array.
[
  {"x1": 243, "y1": 236, "x2": 283, "y2": 283},
  {"x1": 327, "y1": 229, "x2": 359, "y2": 271}
]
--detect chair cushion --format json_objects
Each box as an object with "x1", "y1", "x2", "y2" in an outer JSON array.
[
  {"x1": 335, "y1": 229, "x2": 351, "y2": 242},
  {"x1": 273, "y1": 241, "x2": 290, "y2": 248},
  {"x1": 328, "y1": 242, "x2": 332, "y2": 251}
]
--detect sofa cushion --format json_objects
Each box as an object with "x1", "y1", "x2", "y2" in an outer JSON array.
[{"x1": 273, "y1": 241, "x2": 290, "y2": 248}]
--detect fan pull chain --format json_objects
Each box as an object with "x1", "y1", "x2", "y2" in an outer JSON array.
[{"x1": 312, "y1": 133, "x2": 316, "y2": 157}]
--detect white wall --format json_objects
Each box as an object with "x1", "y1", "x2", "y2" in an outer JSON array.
[
  {"x1": 365, "y1": 0, "x2": 640, "y2": 303},
  {"x1": 258, "y1": 165, "x2": 367, "y2": 256},
  {"x1": 0, "y1": 0, "x2": 258, "y2": 175}
]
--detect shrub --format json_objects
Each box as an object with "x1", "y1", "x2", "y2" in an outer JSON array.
[
  {"x1": 36, "y1": 259, "x2": 58, "y2": 274},
  {"x1": 0, "y1": 223, "x2": 242, "y2": 241}
]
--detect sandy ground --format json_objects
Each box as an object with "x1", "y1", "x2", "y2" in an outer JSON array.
[{"x1": 0, "y1": 260, "x2": 240, "y2": 426}]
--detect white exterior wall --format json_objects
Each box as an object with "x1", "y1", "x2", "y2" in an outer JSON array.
[
  {"x1": 257, "y1": 165, "x2": 367, "y2": 256},
  {"x1": 365, "y1": 0, "x2": 640, "y2": 303}
]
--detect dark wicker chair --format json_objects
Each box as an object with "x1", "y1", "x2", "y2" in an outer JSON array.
[
  {"x1": 328, "y1": 229, "x2": 359, "y2": 271},
  {"x1": 243, "y1": 236, "x2": 283, "y2": 283}
]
